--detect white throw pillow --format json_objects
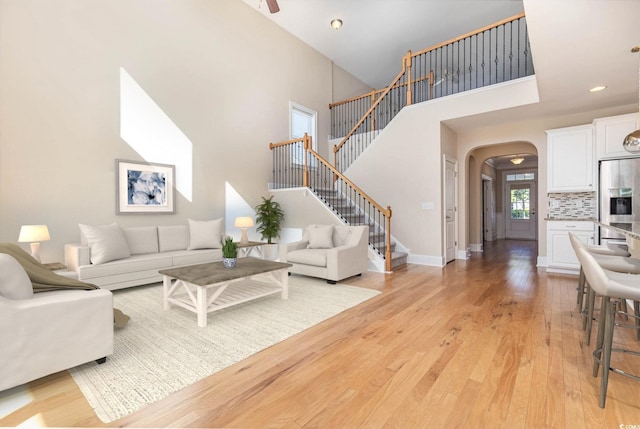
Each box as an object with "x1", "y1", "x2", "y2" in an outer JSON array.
[
  {"x1": 307, "y1": 225, "x2": 334, "y2": 249},
  {"x1": 79, "y1": 223, "x2": 131, "y2": 265},
  {"x1": 187, "y1": 218, "x2": 223, "y2": 250},
  {"x1": 0, "y1": 254, "x2": 33, "y2": 299}
]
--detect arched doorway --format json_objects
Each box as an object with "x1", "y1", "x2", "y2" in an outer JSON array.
[{"x1": 466, "y1": 142, "x2": 539, "y2": 253}]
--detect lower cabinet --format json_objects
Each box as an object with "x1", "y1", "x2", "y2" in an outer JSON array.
[{"x1": 546, "y1": 221, "x2": 595, "y2": 274}]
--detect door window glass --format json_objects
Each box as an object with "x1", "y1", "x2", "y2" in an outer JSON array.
[{"x1": 511, "y1": 188, "x2": 530, "y2": 219}]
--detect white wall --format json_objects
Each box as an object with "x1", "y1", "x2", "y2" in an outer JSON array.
[
  {"x1": 344, "y1": 77, "x2": 539, "y2": 262},
  {"x1": 457, "y1": 104, "x2": 637, "y2": 258},
  {"x1": 0, "y1": 0, "x2": 368, "y2": 263}
]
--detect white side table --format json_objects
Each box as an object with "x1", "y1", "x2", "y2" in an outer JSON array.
[{"x1": 236, "y1": 241, "x2": 265, "y2": 258}]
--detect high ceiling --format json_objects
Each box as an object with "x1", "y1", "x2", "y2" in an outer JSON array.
[
  {"x1": 243, "y1": 0, "x2": 525, "y2": 90},
  {"x1": 241, "y1": 0, "x2": 640, "y2": 133}
]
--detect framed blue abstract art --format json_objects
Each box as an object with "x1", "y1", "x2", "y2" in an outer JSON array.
[{"x1": 116, "y1": 159, "x2": 175, "y2": 214}]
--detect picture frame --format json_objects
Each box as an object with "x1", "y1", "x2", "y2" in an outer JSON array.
[{"x1": 116, "y1": 159, "x2": 175, "y2": 214}]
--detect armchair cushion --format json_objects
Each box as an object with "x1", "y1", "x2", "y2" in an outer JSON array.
[
  {"x1": 287, "y1": 249, "x2": 327, "y2": 267},
  {"x1": 79, "y1": 223, "x2": 131, "y2": 265},
  {"x1": 0, "y1": 254, "x2": 33, "y2": 300},
  {"x1": 307, "y1": 225, "x2": 334, "y2": 249}
]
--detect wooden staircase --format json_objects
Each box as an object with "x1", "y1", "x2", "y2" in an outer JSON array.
[{"x1": 314, "y1": 188, "x2": 408, "y2": 269}]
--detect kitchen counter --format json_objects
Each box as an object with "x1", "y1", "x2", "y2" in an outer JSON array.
[
  {"x1": 597, "y1": 221, "x2": 640, "y2": 241},
  {"x1": 545, "y1": 217, "x2": 597, "y2": 221}
]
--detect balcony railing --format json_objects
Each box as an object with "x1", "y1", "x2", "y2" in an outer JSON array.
[{"x1": 331, "y1": 13, "x2": 533, "y2": 172}]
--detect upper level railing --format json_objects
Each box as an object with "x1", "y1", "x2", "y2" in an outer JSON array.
[
  {"x1": 332, "y1": 13, "x2": 532, "y2": 171},
  {"x1": 270, "y1": 135, "x2": 393, "y2": 271}
]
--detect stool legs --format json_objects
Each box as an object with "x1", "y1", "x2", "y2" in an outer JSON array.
[
  {"x1": 601, "y1": 297, "x2": 616, "y2": 408},
  {"x1": 634, "y1": 301, "x2": 640, "y2": 341},
  {"x1": 577, "y1": 267, "x2": 586, "y2": 312},
  {"x1": 585, "y1": 286, "x2": 597, "y2": 345}
]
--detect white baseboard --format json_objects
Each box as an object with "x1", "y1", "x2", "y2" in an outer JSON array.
[
  {"x1": 407, "y1": 254, "x2": 445, "y2": 267},
  {"x1": 469, "y1": 243, "x2": 483, "y2": 252},
  {"x1": 457, "y1": 249, "x2": 470, "y2": 260},
  {"x1": 546, "y1": 267, "x2": 580, "y2": 276},
  {"x1": 536, "y1": 256, "x2": 547, "y2": 267}
]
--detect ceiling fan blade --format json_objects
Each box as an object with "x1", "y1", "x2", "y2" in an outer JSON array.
[{"x1": 265, "y1": 0, "x2": 280, "y2": 13}]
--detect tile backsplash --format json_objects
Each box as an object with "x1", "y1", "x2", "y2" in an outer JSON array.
[{"x1": 548, "y1": 192, "x2": 597, "y2": 219}]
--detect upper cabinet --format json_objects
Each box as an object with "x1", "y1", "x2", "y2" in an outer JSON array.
[
  {"x1": 594, "y1": 113, "x2": 640, "y2": 160},
  {"x1": 547, "y1": 124, "x2": 595, "y2": 192}
]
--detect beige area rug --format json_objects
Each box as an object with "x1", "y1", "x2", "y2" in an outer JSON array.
[{"x1": 69, "y1": 275, "x2": 380, "y2": 423}]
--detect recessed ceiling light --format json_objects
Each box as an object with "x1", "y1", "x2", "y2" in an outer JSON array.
[
  {"x1": 330, "y1": 19, "x2": 343, "y2": 30},
  {"x1": 589, "y1": 86, "x2": 607, "y2": 93}
]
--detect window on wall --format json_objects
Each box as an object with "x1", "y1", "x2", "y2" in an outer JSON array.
[
  {"x1": 506, "y1": 172, "x2": 535, "y2": 181},
  {"x1": 290, "y1": 102, "x2": 317, "y2": 165}
]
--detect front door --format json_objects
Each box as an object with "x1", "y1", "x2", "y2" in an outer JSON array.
[{"x1": 505, "y1": 181, "x2": 536, "y2": 240}]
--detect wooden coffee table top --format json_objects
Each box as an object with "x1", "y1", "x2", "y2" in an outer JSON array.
[{"x1": 159, "y1": 258, "x2": 292, "y2": 286}]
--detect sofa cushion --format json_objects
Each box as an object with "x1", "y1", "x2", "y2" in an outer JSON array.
[
  {"x1": 171, "y1": 249, "x2": 222, "y2": 267},
  {"x1": 307, "y1": 225, "x2": 334, "y2": 249},
  {"x1": 333, "y1": 225, "x2": 353, "y2": 247},
  {"x1": 158, "y1": 225, "x2": 189, "y2": 252},
  {"x1": 78, "y1": 253, "x2": 173, "y2": 279},
  {"x1": 79, "y1": 223, "x2": 131, "y2": 265},
  {"x1": 123, "y1": 227, "x2": 159, "y2": 255},
  {"x1": 287, "y1": 249, "x2": 327, "y2": 267},
  {"x1": 0, "y1": 254, "x2": 33, "y2": 299},
  {"x1": 187, "y1": 218, "x2": 223, "y2": 250}
]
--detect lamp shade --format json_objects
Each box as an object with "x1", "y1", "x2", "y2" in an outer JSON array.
[
  {"x1": 510, "y1": 156, "x2": 525, "y2": 165},
  {"x1": 234, "y1": 217, "x2": 254, "y2": 228},
  {"x1": 18, "y1": 225, "x2": 50, "y2": 243}
]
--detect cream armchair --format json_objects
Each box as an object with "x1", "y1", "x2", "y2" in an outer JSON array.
[
  {"x1": 279, "y1": 224, "x2": 369, "y2": 284},
  {"x1": 0, "y1": 252, "x2": 113, "y2": 391}
]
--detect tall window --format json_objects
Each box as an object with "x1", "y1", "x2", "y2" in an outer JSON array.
[{"x1": 290, "y1": 102, "x2": 317, "y2": 165}]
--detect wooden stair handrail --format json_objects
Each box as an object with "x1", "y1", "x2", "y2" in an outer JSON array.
[
  {"x1": 269, "y1": 137, "x2": 305, "y2": 150},
  {"x1": 329, "y1": 13, "x2": 526, "y2": 116},
  {"x1": 306, "y1": 146, "x2": 393, "y2": 271},
  {"x1": 307, "y1": 147, "x2": 391, "y2": 218},
  {"x1": 333, "y1": 56, "x2": 410, "y2": 157},
  {"x1": 410, "y1": 12, "x2": 525, "y2": 60},
  {"x1": 269, "y1": 136, "x2": 393, "y2": 271}
]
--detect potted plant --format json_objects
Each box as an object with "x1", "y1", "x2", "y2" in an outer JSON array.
[
  {"x1": 255, "y1": 195, "x2": 284, "y2": 260},
  {"x1": 221, "y1": 236, "x2": 238, "y2": 268}
]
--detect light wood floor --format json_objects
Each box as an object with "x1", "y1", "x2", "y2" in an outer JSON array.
[{"x1": 3, "y1": 240, "x2": 640, "y2": 428}]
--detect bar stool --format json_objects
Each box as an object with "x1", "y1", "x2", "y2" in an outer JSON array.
[
  {"x1": 568, "y1": 232, "x2": 636, "y2": 345},
  {"x1": 570, "y1": 234, "x2": 629, "y2": 313},
  {"x1": 582, "y1": 253, "x2": 640, "y2": 344},
  {"x1": 575, "y1": 245, "x2": 640, "y2": 408}
]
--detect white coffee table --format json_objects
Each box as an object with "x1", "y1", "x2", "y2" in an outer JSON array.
[{"x1": 159, "y1": 257, "x2": 291, "y2": 327}]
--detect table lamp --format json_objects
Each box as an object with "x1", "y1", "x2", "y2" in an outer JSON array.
[
  {"x1": 18, "y1": 224, "x2": 51, "y2": 262},
  {"x1": 234, "y1": 217, "x2": 254, "y2": 245}
]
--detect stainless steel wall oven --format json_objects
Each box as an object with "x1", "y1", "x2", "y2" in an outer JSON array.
[{"x1": 599, "y1": 158, "x2": 640, "y2": 245}]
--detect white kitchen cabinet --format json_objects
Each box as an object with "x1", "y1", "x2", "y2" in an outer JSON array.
[
  {"x1": 547, "y1": 125, "x2": 595, "y2": 192},
  {"x1": 594, "y1": 112, "x2": 639, "y2": 160},
  {"x1": 546, "y1": 220, "x2": 595, "y2": 274}
]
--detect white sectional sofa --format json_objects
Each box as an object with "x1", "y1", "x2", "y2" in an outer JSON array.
[{"x1": 65, "y1": 221, "x2": 225, "y2": 290}]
